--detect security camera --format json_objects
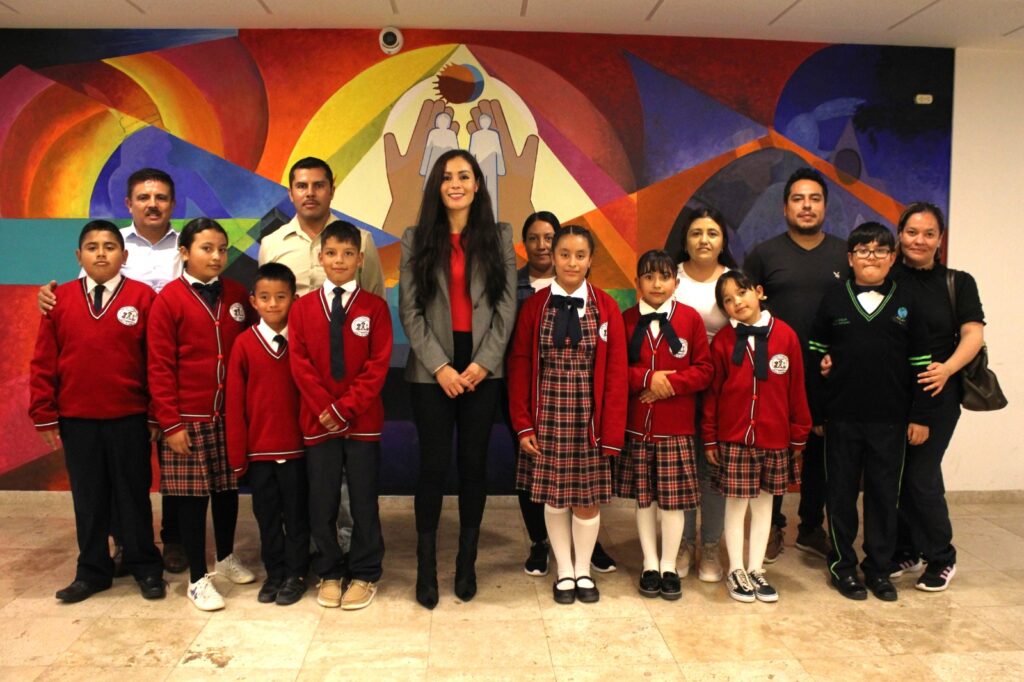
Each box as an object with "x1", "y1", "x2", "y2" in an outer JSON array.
[{"x1": 379, "y1": 27, "x2": 403, "y2": 55}]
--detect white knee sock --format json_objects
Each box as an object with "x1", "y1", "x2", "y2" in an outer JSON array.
[
  {"x1": 572, "y1": 512, "x2": 601, "y2": 586},
  {"x1": 636, "y1": 503, "x2": 659, "y2": 572},
  {"x1": 660, "y1": 509, "x2": 685, "y2": 574},
  {"x1": 747, "y1": 492, "x2": 774, "y2": 572},
  {"x1": 545, "y1": 504, "x2": 574, "y2": 580},
  {"x1": 724, "y1": 497, "x2": 750, "y2": 573}
]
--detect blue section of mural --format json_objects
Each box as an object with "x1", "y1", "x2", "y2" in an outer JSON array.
[{"x1": 0, "y1": 219, "x2": 92, "y2": 284}]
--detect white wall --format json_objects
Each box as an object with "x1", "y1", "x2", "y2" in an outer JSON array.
[{"x1": 943, "y1": 48, "x2": 1024, "y2": 490}]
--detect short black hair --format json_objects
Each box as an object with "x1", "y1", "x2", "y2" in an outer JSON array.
[
  {"x1": 637, "y1": 249, "x2": 676, "y2": 279},
  {"x1": 79, "y1": 219, "x2": 124, "y2": 249},
  {"x1": 126, "y1": 168, "x2": 175, "y2": 200},
  {"x1": 178, "y1": 217, "x2": 228, "y2": 251},
  {"x1": 321, "y1": 220, "x2": 361, "y2": 250},
  {"x1": 783, "y1": 167, "x2": 828, "y2": 204},
  {"x1": 847, "y1": 221, "x2": 895, "y2": 252},
  {"x1": 521, "y1": 211, "x2": 561, "y2": 242},
  {"x1": 254, "y1": 262, "x2": 296, "y2": 295},
  {"x1": 714, "y1": 269, "x2": 759, "y2": 313},
  {"x1": 289, "y1": 157, "x2": 334, "y2": 188}
]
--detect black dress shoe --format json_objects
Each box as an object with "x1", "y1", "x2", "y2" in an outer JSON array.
[
  {"x1": 276, "y1": 576, "x2": 307, "y2": 606},
  {"x1": 162, "y1": 542, "x2": 188, "y2": 574},
  {"x1": 56, "y1": 580, "x2": 109, "y2": 603},
  {"x1": 638, "y1": 570, "x2": 661, "y2": 598},
  {"x1": 553, "y1": 577, "x2": 576, "y2": 604},
  {"x1": 660, "y1": 571, "x2": 682, "y2": 601},
  {"x1": 258, "y1": 577, "x2": 283, "y2": 603},
  {"x1": 575, "y1": 576, "x2": 600, "y2": 603},
  {"x1": 831, "y1": 575, "x2": 868, "y2": 601},
  {"x1": 136, "y1": 575, "x2": 167, "y2": 600},
  {"x1": 866, "y1": 576, "x2": 898, "y2": 602},
  {"x1": 416, "y1": 531, "x2": 439, "y2": 610}
]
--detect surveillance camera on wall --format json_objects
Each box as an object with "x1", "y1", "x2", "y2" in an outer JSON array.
[{"x1": 379, "y1": 27, "x2": 403, "y2": 55}]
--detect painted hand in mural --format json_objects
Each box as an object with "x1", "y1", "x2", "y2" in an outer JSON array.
[
  {"x1": 383, "y1": 99, "x2": 459, "y2": 236},
  {"x1": 466, "y1": 100, "x2": 538, "y2": 237}
]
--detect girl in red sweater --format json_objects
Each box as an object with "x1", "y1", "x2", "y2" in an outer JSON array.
[
  {"x1": 148, "y1": 218, "x2": 257, "y2": 611},
  {"x1": 508, "y1": 224, "x2": 628, "y2": 605},
  {"x1": 703, "y1": 270, "x2": 810, "y2": 604}
]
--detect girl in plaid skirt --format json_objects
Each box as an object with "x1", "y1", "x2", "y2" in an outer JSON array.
[
  {"x1": 148, "y1": 219, "x2": 258, "y2": 611},
  {"x1": 616, "y1": 250, "x2": 714, "y2": 601},
  {"x1": 703, "y1": 271, "x2": 811, "y2": 604},
  {"x1": 507, "y1": 225, "x2": 628, "y2": 605}
]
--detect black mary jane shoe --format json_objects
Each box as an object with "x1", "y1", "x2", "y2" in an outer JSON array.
[
  {"x1": 831, "y1": 575, "x2": 868, "y2": 601},
  {"x1": 553, "y1": 577, "x2": 576, "y2": 604},
  {"x1": 575, "y1": 575, "x2": 600, "y2": 603},
  {"x1": 638, "y1": 570, "x2": 661, "y2": 598},
  {"x1": 659, "y1": 571, "x2": 682, "y2": 601},
  {"x1": 136, "y1": 574, "x2": 167, "y2": 600},
  {"x1": 258, "y1": 576, "x2": 283, "y2": 603},
  {"x1": 56, "y1": 579, "x2": 109, "y2": 603},
  {"x1": 866, "y1": 576, "x2": 898, "y2": 602}
]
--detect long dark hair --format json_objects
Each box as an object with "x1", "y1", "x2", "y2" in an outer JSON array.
[
  {"x1": 411, "y1": 149, "x2": 508, "y2": 310},
  {"x1": 676, "y1": 204, "x2": 738, "y2": 268}
]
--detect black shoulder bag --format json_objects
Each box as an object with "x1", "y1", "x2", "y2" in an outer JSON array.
[{"x1": 946, "y1": 270, "x2": 1007, "y2": 411}]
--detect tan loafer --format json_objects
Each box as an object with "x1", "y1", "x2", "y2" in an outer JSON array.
[
  {"x1": 341, "y1": 579, "x2": 377, "y2": 610},
  {"x1": 317, "y1": 578, "x2": 342, "y2": 608}
]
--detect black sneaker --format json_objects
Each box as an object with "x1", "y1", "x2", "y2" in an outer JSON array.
[
  {"x1": 590, "y1": 542, "x2": 617, "y2": 573},
  {"x1": 524, "y1": 542, "x2": 549, "y2": 577},
  {"x1": 659, "y1": 571, "x2": 682, "y2": 601},
  {"x1": 747, "y1": 569, "x2": 778, "y2": 603},
  {"x1": 889, "y1": 553, "x2": 925, "y2": 578},
  {"x1": 794, "y1": 531, "x2": 830, "y2": 559},
  {"x1": 638, "y1": 570, "x2": 661, "y2": 598},
  {"x1": 916, "y1": 563, "x2": 956, "y2": 592},
  {"x1": 258, "y1": 577, "x2": 283, "y2": 603},
  {"x1": 727, "y1": 569, "x2": 755, "y2": 603}
]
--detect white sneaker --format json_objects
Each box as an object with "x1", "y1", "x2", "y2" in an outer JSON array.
[
  {"x1": 214, "y1": 553, "x2": 256, "y2": 584},
  {"x1": 187, "y1": 573, "x2": 225, "y2": 611}
]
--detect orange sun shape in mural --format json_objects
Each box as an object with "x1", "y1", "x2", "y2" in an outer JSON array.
[{"x1": 434, "y1": 63, "x2": 486, "y2": 104}]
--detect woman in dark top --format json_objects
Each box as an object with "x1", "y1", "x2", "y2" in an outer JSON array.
[{"x1": 891, "y1": 202, "x2": 985, "y2": 592}]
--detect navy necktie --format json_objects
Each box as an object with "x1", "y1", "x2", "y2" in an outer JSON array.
[
  {"x1": 548, "y1": 295, "x2": 584, "y2": 348},
  {"x1": 629, "y1": 311, "x2": 682, "y2": 364},
  {"x1": 733, "y1": 324, "x2": 770, "y2": 380},
  {"x1": 191, "y1": 280, "x2": 222, "y2": 309},
  {"x1": 330, "y1": 287, "x2": 346, "y2": 379},
  {"x1": 273, "y1": 334, "x2": 287, "y2": 352},
  {"x1": 92, "y1": 284, "x2": 104, "y2": 313}
]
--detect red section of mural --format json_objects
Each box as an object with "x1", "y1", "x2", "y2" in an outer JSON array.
[{"x1": 40, "y1": 61, "x2": 162, "y2": 129}]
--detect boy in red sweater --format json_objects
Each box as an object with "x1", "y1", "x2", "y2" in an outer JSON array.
[
  {"x1": 227, "y1": 263, "x2": 309, "y2": 606},
  {"x1": 289, "y1": 221, "x2": 392, "y2": 610},
  {"x1": 29, "y1": 220, "x2": 165, "y2": 603}
]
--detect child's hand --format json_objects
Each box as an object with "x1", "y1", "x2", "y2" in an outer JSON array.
[
  {"x1": 436, "y1": 365, "x2": 472, "y2": 398},
  {"x1": 38, "y1": 428, "x2": 60, "y2": 450},
  {"x1": 166, "y1": 430, "x2": 193, "y2": 456},
  {"x1": 648, "y1": 371, "x2": 676, "y2": 400},
  {"x1": 704, "y1": 446, "x2": 719, "y2": 466},
  {"x1": 37, "y1": 280, "x2": 57, "y2": 314},
  {"x1": 812, "y1": 425, "x2": 825, "y2": 437},
  {"x1": 148, "y1": 425, "x2": 161, "y2": 442},
  {"x1": 918, "y1": 361, "x2": 952, "y2": 396},
  {"x1": 791, "y1": 447, "x2": 804, "y2": 470},
  {"x1": 459, "y1": 362, "x2": 490, "y2": 391},
  {"x1": 638, "y1": 388, "x2": 658, "y2": 404},
  {"x1": 820, "y1": 354, "x2": 832, "y2": 377},
  {"x1": 907, "y1": 422, "x2": 930, "y2": 446},
  {"x1": 519, "y1": 434, "x2": 542, "y2": 457},
  {"x1": 319, "y1": 410, "x2": 342, "y2": 432}
]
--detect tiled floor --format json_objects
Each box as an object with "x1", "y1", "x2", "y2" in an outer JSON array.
[{"x1": 3, "y1": 491, "x2": 1024, "y2": 681}]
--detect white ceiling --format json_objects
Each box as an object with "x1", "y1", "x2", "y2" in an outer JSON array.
[{"x1": 0, "y1": 0, "x2": 1022, "y2": 51}]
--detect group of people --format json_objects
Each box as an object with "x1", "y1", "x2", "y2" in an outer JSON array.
[{"x1": 28, "y1": 152, "x2": 985, "y2": 613}]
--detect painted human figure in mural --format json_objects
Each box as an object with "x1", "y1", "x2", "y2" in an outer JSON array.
[
  {"x1": 419, "y1": 112, "x2": 460, "y2": 190},
  {"x1": 468, "y1": 113, "x2": 505, "y2": 219}
]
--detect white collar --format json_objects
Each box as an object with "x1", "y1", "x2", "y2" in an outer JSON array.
[
  {"x1": 257, "y1": 319, "x2": 287, "y2": 345},
  {"x1": 322, "y1": 278, "x2": 357, "y2": 298},
  {"x1": 638, "y1": 298, "x2": 673, "y2": 316},
  {"x1": 550, "y1": 280, "x2": 589, "y2": 303},
  {"x1": 730, "y1": 309, "x2": 771, "y2": 328},
  {"x1": 85, "y1": 273, "x2": 122, "y2": 295},
  {"x1": 183, "y1": 271, "x2": 219, "y2": 287}
]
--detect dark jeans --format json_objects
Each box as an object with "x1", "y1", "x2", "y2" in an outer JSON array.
[{"x1": 248, "y1": 459, "x2": 310, "y2": 580}]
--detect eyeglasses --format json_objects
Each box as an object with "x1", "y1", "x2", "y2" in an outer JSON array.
[{"x1": 851, "y1": 247, "x2": 893, "y2": 259}]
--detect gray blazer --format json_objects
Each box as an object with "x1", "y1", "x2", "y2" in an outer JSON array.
[{"x1": 399, "y1": 223, "x2": 518, "y2": 383}]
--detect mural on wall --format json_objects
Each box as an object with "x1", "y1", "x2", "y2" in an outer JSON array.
[{"x1": 0, "y1": 28, "x2": 954, "y2": 492}]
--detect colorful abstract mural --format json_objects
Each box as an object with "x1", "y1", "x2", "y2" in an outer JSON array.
[{"x1": 0, "y1": 28, "x2": 954, "y2": 492}]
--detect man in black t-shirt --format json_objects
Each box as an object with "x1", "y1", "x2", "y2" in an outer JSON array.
[{"x1": 744, "y1": 168, "x2": 849, "y2": 562}]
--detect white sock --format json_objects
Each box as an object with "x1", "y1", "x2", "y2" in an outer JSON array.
[
  {"x1": 572, "y1": 512, "x2": 601, "y2": 587},
  {"x1": 746, "y1": 492, "x2": 774, "y2": 572},
  {"x1": 724, "y1": 497, "x2": 750, "y2": 573},
  {"x1": 545, "y1": 504, "x2": 574, "y2": 580},
  {"x1": 660, "y1": 509, "x2": 685, "y2": 574},
  {"x1": 636, "y1": 503, "x2": 659, "y2": 572}
]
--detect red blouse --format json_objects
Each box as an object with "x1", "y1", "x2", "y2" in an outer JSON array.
[{"x1": 449, "y1": 233, "x2": 473, "y2": 333}]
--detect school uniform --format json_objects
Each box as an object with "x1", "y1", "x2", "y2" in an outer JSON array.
[
  {"x1": 29, "y1": 275, "x2": 162, "y2": 586},
  {"x1": 508, "y1": 281, "x2": 628, "y2": 508},
  {"x1": 614, "y1": 299, "x2": 713, "y2": 511},
  {"x1": 289, "y1": 280, "x2": 392, "y2": 582},
  {"x1": 808, "y1": 278, "x2": 936, "y2": 581},
  {"x1": 226, "y1": 322, "x2": 309, "y2": 581},
  {"x1": 703, "y1": 312, "x2": 811, "y2": 499}
]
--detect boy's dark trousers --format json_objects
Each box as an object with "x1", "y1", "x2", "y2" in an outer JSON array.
[
  {"x1": 248, "y1": 459, "x2": 310, "y2": 580},
  {"x1": 824, "y1": 420, "x2": 905, "y2": 582},
  {"x1": 307, "y1": 438, "x2": 384, "y2": 582},
  {"x1": 59, "y1": 414, "x2": 163, "y2": 586}
]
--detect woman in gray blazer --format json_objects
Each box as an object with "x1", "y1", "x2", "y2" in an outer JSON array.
[{"x1": 399, "y1": 149, "x2": 517, "y2": 609}]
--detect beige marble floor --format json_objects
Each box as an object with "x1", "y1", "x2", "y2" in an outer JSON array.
[{"x1": 2, "y1": 491, "x2": 1024, "y2": 681}]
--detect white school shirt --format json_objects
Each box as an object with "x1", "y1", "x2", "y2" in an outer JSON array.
[
  {"x1": 856, "y1": 291, "x2": 884, "y2": 314},
  {"x1": 322, "y1": 279, "x2": 357, "y2": 310},
  {"x1": 84, "y1": 274, "x2": 122, "y2": 309},
  {"x1": 637, "y1": 298, "x2": 674, "y2": 338},
  {"x1": 730, "y1": 309, "x2": 772, "y2": 349},
  {"x1": 256, "y1": 319, "x2": 288, "y2": 352},
  {"x1": 549, "y1": 280, "x2": 588, "y2": 318}
]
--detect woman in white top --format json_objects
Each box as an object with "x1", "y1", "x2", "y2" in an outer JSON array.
[{"x1": 672, "y1": 205, "x2": 738, "y2": 583}]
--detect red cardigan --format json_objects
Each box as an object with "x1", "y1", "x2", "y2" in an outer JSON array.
[
  {"x1": 147, "y1": 276, "x2": 254, "y2": 437},
  {"x1": 507, "y1": 282, "x2": 628, "y2": 456},
  {"x1": 702, "y1": 316, "x2": 811, "y2": 450},
  {"x1": 623, "y1": 301, "x2": 713, "y2": 440},
  {"x1": 226, "y1": 326, "x2": 304, "y2": 475},
  {"x1": 289, "y1": 286, "x2": 392, "y2": 442},
  {"x1": 30, "y1": 277, "x2": 155, "y2": 429}
]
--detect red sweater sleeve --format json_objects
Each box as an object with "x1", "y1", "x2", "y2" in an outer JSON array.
[
  {"x1": 667, "y1": 312, "x2": 714, "y2": 396},
  {"x1": 599, "y1": 301, "x2": 628, "y2": 456},
  {"x1": 28, "y1": 312, "x2": 60, "y2": 431},
  {"x1": 332, "y1": 299, "x2": 393, "y2": 423},
  {"x1": 786, "y1": 329, "x2": 812, "y2": 449},
  {"x1": 226, "y1": 336, "x2": 250, "y2": 475},
  {"x1": 702, "y1": 333, "x2": 730, "y2": 448},
  {"x1": 147, "y1": 294, "x2": 184, "y2": 437},
  {"x1": 288, "y1": 302, "x2": 339, "y2": 431},
  {"x1": 507, "y1": 297, "x2": 538, "y2": 439}
]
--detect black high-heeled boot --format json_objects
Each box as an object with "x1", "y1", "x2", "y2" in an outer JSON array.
[
  {"x1": 454, "y1": 526, "x2": 480, "y2": 601},
  {"x1": 416, "y1": 531, "x2": 438, "y2": 610}
]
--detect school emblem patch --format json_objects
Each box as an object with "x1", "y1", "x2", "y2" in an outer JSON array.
[
  {"x1": 769, "y1": 353, "x2": 790, "y2": 375},
  {"x1": 897, "y1": 307, "x2": 908, "y2": 320},
  {"x1": 351, "y1": 315, "x2": 371, "y2": 337},
  {"x1": 116, "y1": 306, "x2": 139, "y2": 327},
  {"x1": 598, "y1": 322, "x2": 608, "y2": 342},
  {"x1": 672, "y1": 339, "x2": 689, "y2": 358},
  {"x1": 229, "y1": 302, "x2": 246, "y2": 322}
]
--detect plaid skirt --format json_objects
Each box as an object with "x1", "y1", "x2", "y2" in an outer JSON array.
[
  {"x1": 158, "y1": 420, "x2": 237, "y2": 496},
  {"x1": 614, "y1": 435, "x2": 699, "y2": 511},
  {"x1": 515, "y1": 301, "x2": 611, "y2": 508},
  {"x1": 713, "y1": 442, "x2": 799, "y2": 498}
]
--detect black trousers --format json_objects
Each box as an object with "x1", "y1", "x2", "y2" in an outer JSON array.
[
  {"x1": 499, "y1": 379, "x2": 547, "y2": 544},
  {"x1": 825, "y1": 420, "x2": 905, "y2": 581},
  {"x1": 248, "y1": 459, "x2": 310, "y2": 580},
  {"x1": 307, "y1": 438, "x2": 383, "y2": 581},
  {"x1": 795, "y1": 432, "x2": 827, "y2": 537},
  {"x1": 411, "y1": 332, "x2": 500, "y2": 533},
  {"x1": 110, "y1": 457, "x2": 179, "y2": 546},
  {"x1": 60, "y1": 414, "x2": 162, "y2": 586}
]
